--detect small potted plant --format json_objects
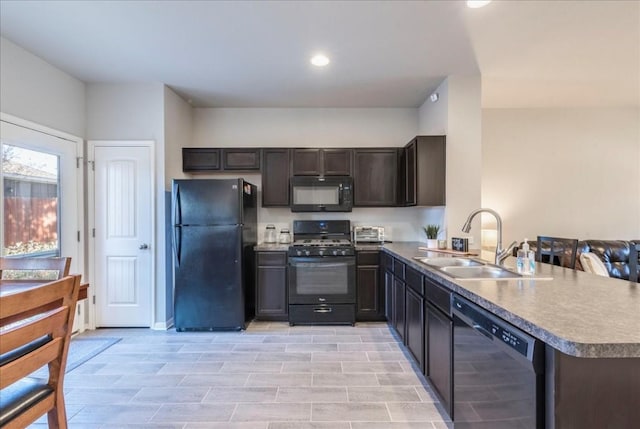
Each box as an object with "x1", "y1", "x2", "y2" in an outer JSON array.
[{"x1": 423, "y1": 224, "x2": 440, "y2": 248}]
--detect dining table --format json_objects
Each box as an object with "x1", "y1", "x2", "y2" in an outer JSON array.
[
  {"x1": 0, "y1": 277, "x2": 88, "y2": 327},
  {"x1": 0, "y1": 278, "x2": 88, "y2": 300}
]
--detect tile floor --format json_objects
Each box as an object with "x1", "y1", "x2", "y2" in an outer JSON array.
[{"x1": 32, "y1": 321, "x2": 452, "y2": 428}]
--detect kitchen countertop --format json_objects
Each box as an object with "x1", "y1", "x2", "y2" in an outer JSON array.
[{"x1": 383, "y1": 242, "x2": 640, "y2": 358}]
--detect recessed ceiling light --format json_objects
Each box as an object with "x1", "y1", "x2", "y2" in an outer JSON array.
[
  {"x1": 467, "y1": 0, "x2": 492, "y2": 8},
  {"x1": 310, "y1": 54, "x2": 330, "y2": 67}
]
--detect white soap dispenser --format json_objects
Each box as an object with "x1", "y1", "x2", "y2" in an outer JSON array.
[{"x1": 517, "y1": 239, "x2": 531, "y2": 275}]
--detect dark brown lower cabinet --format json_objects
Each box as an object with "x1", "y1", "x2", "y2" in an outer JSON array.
[
  {"x1": 255, "y1": 252, "x2": 288, "y2": 321},
  {"x1": 381, "y1": 253, "x2": 393, "y2": 321},
  {"x1": 426, "y1": 302, "x2": 453, "y2": 417},
  {"x1": 356, "y1": 251, "x2": 385, "y2": 321},
  {"x1": 546, "y1": 347, "x2": 640, "y2": 428},
  {"x1": 384, "y1": 270, "x2": 393, "y2": 321},
  {"x1": 392, "y1": 278, "x2": 406, "y2": 340},
  {"x1": 405, "y1": 287, "x2": 424, "y2": 371}
]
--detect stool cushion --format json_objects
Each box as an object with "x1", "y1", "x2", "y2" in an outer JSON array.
[{"x1": 0, "y1": 377, "x2": 53, "y2": 426}]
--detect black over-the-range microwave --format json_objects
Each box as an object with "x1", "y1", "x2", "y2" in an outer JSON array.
[{"x1": 290, "y1": 176, "x2": 353, "y2": 212}]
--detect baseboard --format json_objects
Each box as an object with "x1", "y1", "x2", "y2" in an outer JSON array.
[{"x1": 153, "y1": 317, "x2": 174, "y2": 330}]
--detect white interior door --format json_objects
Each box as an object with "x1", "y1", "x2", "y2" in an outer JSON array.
[{"x1": 90, "y1": 142, "x2": 153, "y2": 327}]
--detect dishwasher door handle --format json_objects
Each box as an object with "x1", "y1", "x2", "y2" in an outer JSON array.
[{"x1": 472, "y1": 323, "x2": 494, "y2": 340}]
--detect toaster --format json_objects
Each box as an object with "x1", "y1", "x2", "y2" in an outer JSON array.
[{"x1": 353, "y1": 226, "x2": 385, "y2": 244}]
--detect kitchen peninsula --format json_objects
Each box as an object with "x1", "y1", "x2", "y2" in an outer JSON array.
[{"x1": 383, "y1": 242, "x2": 640, "y2": 428}]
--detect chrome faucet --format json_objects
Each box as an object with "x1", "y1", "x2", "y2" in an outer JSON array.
[{"x1": 462, "y1": 208, "x2": 518, "y2": 266}]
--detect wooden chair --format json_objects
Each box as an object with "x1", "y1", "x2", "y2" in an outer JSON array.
[
  {"x1": 630, "y1": 243, "x2": 639, "y2": 282},
  {"x1": 0, "y1": 257, "x2": 71, "y2": 280},
  {"x1": 536, "y1": 236, "x2": 579, "y2": 269},
  {"x1": 0, "y1": 274, "x2": 81, "y2": 429}
]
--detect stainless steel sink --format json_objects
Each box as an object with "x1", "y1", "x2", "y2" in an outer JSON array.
[
  {"x1": 414, "y1": 257, "x2": 485, "y2": 268},
  {"x1": 439, "y1": 265, "x2": 523, "y2": 279}
]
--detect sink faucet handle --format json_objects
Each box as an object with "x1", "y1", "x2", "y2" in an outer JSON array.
[{"x1": 497, "y1": 240, "x2": 519, "y2": 265}]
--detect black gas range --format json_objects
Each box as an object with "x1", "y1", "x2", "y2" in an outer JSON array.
[{"x1": 287, "y1": 220, "x2": 356, "y2": 326}]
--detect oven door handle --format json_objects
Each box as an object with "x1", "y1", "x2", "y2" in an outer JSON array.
[
  {"x1": 290, "y1": 262, "x2": 354, "y2": 269},
  {"x1": 313, "y1": 307, "x2": 333, "y2": 313},
  {"x1": 289, "y1": 259, "x2": 355, "y2": 267}
]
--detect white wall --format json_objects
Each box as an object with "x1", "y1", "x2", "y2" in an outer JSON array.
[
  {"x1": 164, "y1": 87, "x2": 193, "y2": 189},
  {"x1": 418, "y1": 77, "x2": 483, "y2": 247},
  {"x1": 86, "y1": 82, "x2": 168, "y2": 327},
  {"x1": 187, "y1": 108, "x2": 427, "y2": 241},
  {"x1": 446, "y1": 76, "x2": 482, "y2": 246},
  {"x1": 482, "y1": 107, "x2": 640, "y2": 242},
  {"x1": 0, "y1": 37, "x2": 85, "y2": 137},
  {"x1": 163, "y1": 86, "x2": 193, "y2": 321}
]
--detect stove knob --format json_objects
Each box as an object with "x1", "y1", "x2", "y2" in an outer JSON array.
[
  {"x1": 296, "y1": 250, "x2": 302, "y2": 256},
  {"x1": 319, "y1": 250, "x2": 324, "y2": 256},
  {"x1": 341, "y1": 250, "x2": 347, "y2": 256},
  {"x1": 332, "y1": 249, "x2": 339, "y2": 256},
  {"x1": 304, "y1": 250, "x2": 311, "y2": 256}
]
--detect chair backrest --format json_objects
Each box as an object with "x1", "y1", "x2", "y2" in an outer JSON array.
[
  {"x1": 536, "y1": 236, "x2": 579, "y2": 269},
  {"x1": 0, "y1": 257, "x2": 71, "y2": 280},
  {"x1": 630, "y1": 243, "x2": 639, "y2": 283},
  {"x1": 0, "y1": 274, "x2": 81, "y2": 428}
]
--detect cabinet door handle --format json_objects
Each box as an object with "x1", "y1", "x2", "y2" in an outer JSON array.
[{"x1": 313, "y1": 308, "x2": 333, "y2": 313}]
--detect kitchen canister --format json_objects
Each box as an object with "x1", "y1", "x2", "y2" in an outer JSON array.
[
  {"x1": 264, "y1": 224, "x2": 277, "y2": 243},
  {"x1": 279, "y1": 228, "x2": 292, "y2": 244}
]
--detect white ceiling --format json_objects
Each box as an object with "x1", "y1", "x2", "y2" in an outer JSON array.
[{"x1": 0, "y1": 0, "x2": 638, "y2": 108}]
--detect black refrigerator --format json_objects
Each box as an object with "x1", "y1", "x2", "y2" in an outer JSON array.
[{"x1": 172, "y1": 178, "x2": 257, "y2": 331}]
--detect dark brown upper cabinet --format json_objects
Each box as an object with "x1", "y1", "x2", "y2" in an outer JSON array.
[
  {"x1": 222, "y1": 148, "x2": 261, "y2": 170},
  {"x1": 183, "y1": 148, "x2": 260, "y2": 172},
  {"x1": 262, "y1": 148, "x2": 290, "y2": 207},
  {"x1": 353, "y1": 149, "x2": 398, "y2": 207},
  {"x1": 291, "y1": 148, "x2": 352, "y2": 176},
  {"x1": 401, "y1": 136, "x2": 446, "y2": 206},
  {"x1": 182, "y1": 148, "x2": 221, "y2": 172}
]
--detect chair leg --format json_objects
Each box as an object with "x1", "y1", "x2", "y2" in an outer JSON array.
[{"x1": 47, "y1": 396, "x2": 67, "y2": 429}]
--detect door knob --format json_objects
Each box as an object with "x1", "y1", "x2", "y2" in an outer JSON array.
[{"x1": 139, "y1": 244, "x2": 149, "y2": 250}]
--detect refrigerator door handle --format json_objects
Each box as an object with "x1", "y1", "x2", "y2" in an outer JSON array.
[
  {"x1": 174, "y1": 226, "x2": 182, "y2": 267},
  {"x1": 173, "y1": 185, "x2": 181, "y2": 226}
]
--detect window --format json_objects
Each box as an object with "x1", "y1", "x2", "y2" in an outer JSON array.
[
  {"x1": 0, "y1": 118, "x2": 81, "y2": 271},
  {"x1": 2, "y1": 144, "x2": 60, "y2": 256}
]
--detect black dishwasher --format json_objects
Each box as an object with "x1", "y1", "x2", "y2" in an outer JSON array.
[{"x1": 452, "y1": 295, "x2": 544, "y2": 429}]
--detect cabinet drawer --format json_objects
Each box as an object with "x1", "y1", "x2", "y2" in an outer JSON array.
[
  {"x1": 289, "y1": 304, "x2": 355, "y2": 325},
  {"x1": 182, "y1": 148, "x2": 221, "y2": 171},
  {"x1": 405, "y1": 266, "x2": 424, "y2": 296},
  {"x1": 257, "y1": 252, "x2": 287, "y2": 266},
  {"x1": 357, "y1": 251, "x2": 380, "y2": 266},
  {"x1": 393, "y1": 259, "x2": 406, "y2": 280},
  {"x1": 425, "y1": 278, "x2": 451, "y2": 316}
]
